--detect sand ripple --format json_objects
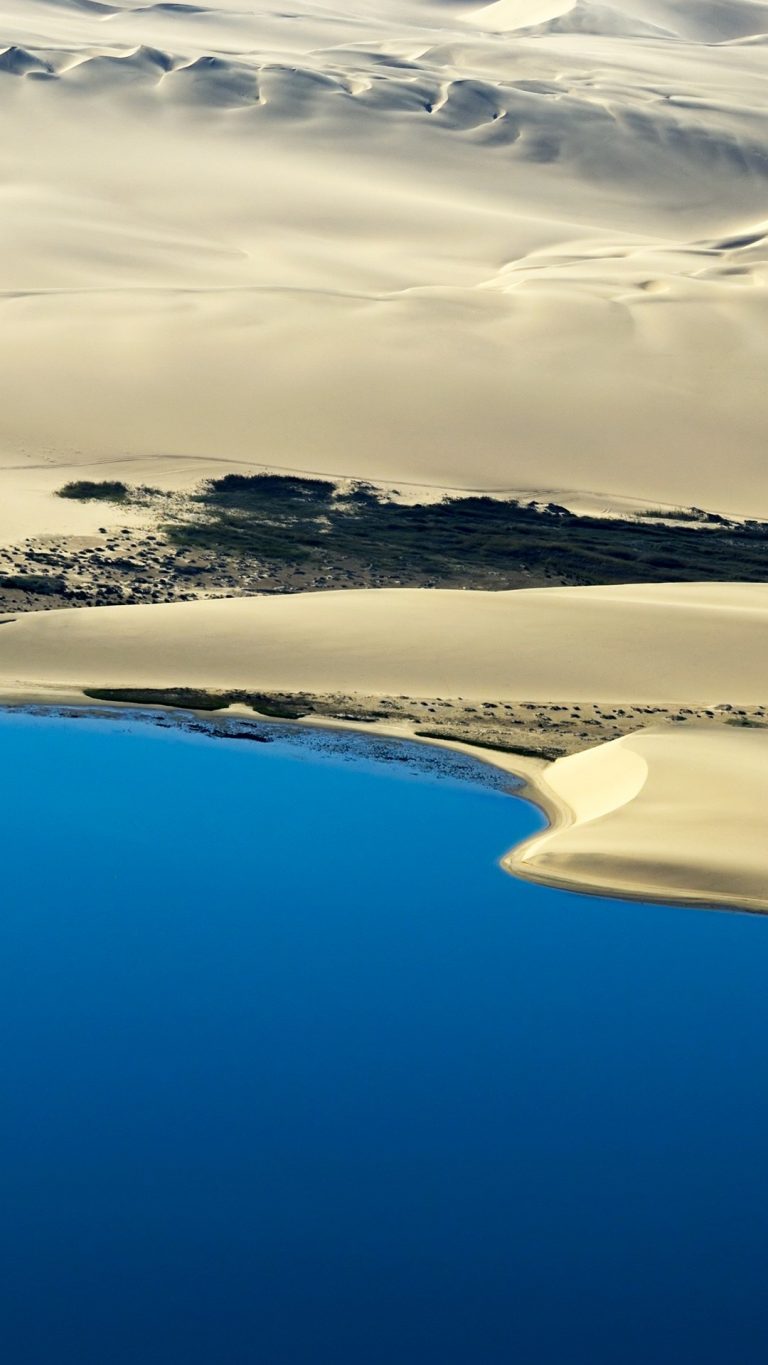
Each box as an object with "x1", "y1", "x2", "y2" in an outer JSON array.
[{"x1": 0, "y1": 0, "x2": 765, "y2": 511}]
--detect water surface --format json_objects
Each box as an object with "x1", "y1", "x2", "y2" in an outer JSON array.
[{"x1": 1, "y1": 710, "x2": 767, "y2": 1364}]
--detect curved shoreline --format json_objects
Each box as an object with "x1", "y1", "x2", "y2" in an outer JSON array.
[
  {"x1": 295, "y1": 718, "x2": 768, "y2": 917},
  {"x1": 3, "y1": 692, "x2": 766, "y2": 917},
  {"x1": 500, "y1": 731, "x2": 768, "y2": 917}
]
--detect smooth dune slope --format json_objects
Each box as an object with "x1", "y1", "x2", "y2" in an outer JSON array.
[
  {"x1": 508, "y1": 727, "x2": 768, "y2": 912},
  {"x1": 2, "y1": 580, "x2": 767, "y2": 911},
  {"x1": 0, "y1": 582, "x2": 767, "y2": 701},
  {"x1": 0, "y1": 0, "x2": 766, "y2": 513}
]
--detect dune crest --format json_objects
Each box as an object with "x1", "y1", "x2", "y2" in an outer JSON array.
[{"x1": 0, "y1": 0, "x2": 765, "y2": 512}]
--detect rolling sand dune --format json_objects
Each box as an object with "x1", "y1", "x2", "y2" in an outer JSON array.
[
  {"x1": 1, "y1": 1, "x2": 767, "y2": 910},
  {"x1": 1, "y1": 579, "x2": 766, "y2": 910},
  {"x1": 0, "y1": 0, "x2": 766, "y2": 513},
  {"x1": 1, "y1": 582, "x2": 767, "y2": 702},
  {"x1": 508, "y1": 727, "x2": 768, "y2": 912}
]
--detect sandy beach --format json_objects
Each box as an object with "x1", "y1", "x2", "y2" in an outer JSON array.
[
  {"x1": 507, "y1": 727, "x2": 768, "y2": 914},
  {"x1": 0, "y1": 580, "x2": 766, "y2": 911}
]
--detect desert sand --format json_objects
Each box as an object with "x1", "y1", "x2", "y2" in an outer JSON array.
[
  {"x1": 0, "y1": 0, "x2": 766, "y2": 517},
  {"x1": 1, "y1": 0, "x2": 767, "y2": 912},
  {"x1": 1, "y1": 580, "x2": 767, "y2": 910},
  {"x1": 507, "y1": 727, "x2": 768, "y2": 913},
  {"x1": 1, "y1": 582, "x2": 767, "y2": 701}
]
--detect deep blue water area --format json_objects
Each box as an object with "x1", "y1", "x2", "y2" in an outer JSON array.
[{"x1": 1, "y1": 709, "x2": 768, "y2": 1364}]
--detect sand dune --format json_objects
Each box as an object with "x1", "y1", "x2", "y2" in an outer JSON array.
[
  {"x1": 1, "y1": 581, "x2": 766, "y2": 702},
  {"x1": 508, "y1": 727, "x2": 768, "y2": 912},
  {"x1": 0, "y1": 0, "x2": 765, "y2": 514},
  {"x1": 1, "y1": 580, "x2": 766, "y2": 910},
  {"x1": 2, "y1": 0, "x2": 767, "y2": 912}
]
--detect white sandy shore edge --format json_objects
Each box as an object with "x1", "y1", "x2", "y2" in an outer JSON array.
[
  {"x1": 0, "y1": 582, "x2": 767, "y2": 912},
  {"x1": 503, "y1": 728, "x2": 768, "y2": 914}
]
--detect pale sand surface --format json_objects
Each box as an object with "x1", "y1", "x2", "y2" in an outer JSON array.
[
  {"x1": 507, "y1": 727, "x2": 768, "y2": 913},
  {"x1": 1, "y1": 0, "x2": 767, "y2": 911},
  {"x1": 0, "y1": 581, "x2": 767, "y2": 911},
  {"x1": 0, "y1": 582, "x2": 765, "y2": 702},
  {"x1": 0, "y1": 0, "x2": 766, "y2": 514}
]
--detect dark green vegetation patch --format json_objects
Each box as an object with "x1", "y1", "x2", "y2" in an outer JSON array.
[
  {"x1": 0, "y1": 573, "x2": 67, "y2": 596},
  {"x1": 58, "y1": 480, "x2": 130, "y2": 503},
  {"x1": 82, "y1": 686, "x2": 310, "y2": 720},
  {"x1": 161, "y1": 474, "x2": 768, "y2": 588}
]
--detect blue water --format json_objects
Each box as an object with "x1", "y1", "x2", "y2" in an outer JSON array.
[{"x1": 1, "y1": 710, "x2": 767, "y2": 1363}]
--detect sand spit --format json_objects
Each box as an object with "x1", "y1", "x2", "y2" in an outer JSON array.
[
  {"x1": 0, "y1": 582, "x2": 767, "y2": 911},
  {"x1": 507, "y1": 727, "x2": 768, "y2": 914},
  {"x1": 0, "y1": 0, "x2": 766, "y2": 511}
]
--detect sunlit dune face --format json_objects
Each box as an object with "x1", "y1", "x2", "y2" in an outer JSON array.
[{"x1": 0, "y1": 0, "x2": 766, "y2": 513}]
